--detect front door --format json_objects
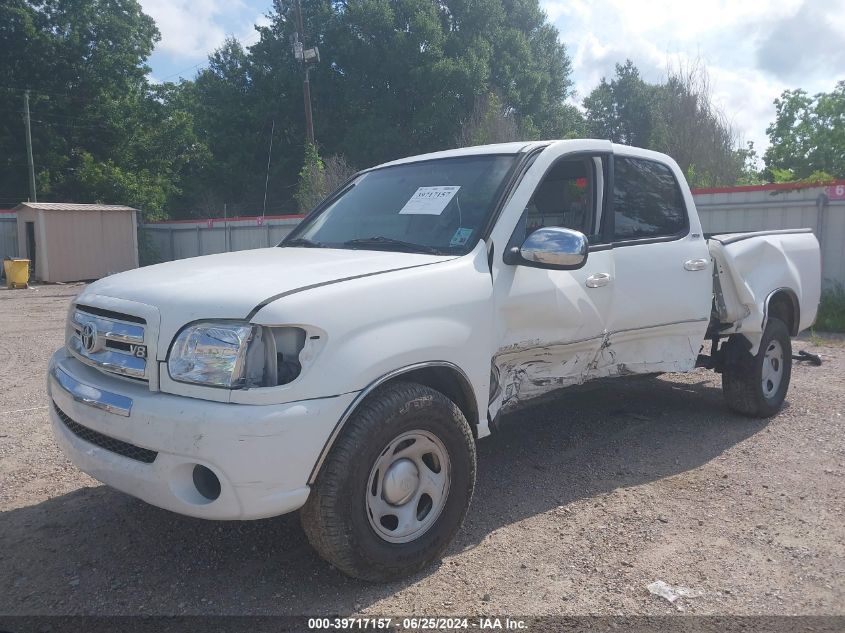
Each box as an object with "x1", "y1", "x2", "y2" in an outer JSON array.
[{"x1": 489, "y1": 143, "x2": 615, "y2": 415}]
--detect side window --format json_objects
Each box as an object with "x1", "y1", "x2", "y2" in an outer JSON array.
[
  {"x1": 612, "y1": 157, "x2": 687, "y2": 240},
  {"x1": 513, "y1": 158, "x2": 598, "y2": 244}
]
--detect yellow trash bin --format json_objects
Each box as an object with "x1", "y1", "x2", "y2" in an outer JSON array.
[{"x1": 3, "y1": 258, "x2": 30, "y2": 289}]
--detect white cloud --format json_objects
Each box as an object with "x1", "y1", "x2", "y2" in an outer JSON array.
[
  {"x1": 543, "y1": 0, "x2": 845, "y2": 152},
  {"x1": 141, "y1": 0, "x2": 264, "y2": 60}
]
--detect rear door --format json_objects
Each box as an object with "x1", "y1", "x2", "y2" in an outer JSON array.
[{"x1": 601, "y1": 150, "x2": 711, "y2": 375}]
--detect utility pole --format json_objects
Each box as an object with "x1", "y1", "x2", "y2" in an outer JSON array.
[
  {"x1": 302, "y1": 63, "x2": 315, "y2": 146},
  {"x1": 23, "y1": 90, "x2": 37, "y2": 202},
  {"x1": 292, "y1": 0, "x2": 317, "y2": 145}
]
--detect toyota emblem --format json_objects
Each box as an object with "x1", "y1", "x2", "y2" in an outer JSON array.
[{"x1": 81, "y1": 322, "x2": 99, "y2": 353}]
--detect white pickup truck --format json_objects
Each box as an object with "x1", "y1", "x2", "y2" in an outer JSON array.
[{"x1": 48, "y1": 140, "x2": 820, "y2": 581}]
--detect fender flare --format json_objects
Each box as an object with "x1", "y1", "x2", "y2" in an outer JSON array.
[
  {"x1": 763, "y1": 287, "x2": 800, "y2": 336},
  {"x1": 307, "y1": 360, "x2": 476, "y2": 484}
]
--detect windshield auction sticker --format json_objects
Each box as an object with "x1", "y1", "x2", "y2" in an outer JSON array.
[{"x1": 399, "y1": 186, "x2": 461, "y2": 215}]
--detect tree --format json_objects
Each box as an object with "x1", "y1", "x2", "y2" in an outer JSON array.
[
  {"x1": 0, "y1": 0, "x2": 583, "y2": 218},
  {"x1": 74, "y1": 83, "x2": 210, "y2": 219},
  {"x1": 322, "y1": 154, "x2": 357, "y2": 194},
  {"x1": 0, "y1": 1, "x2": 157, "y2": 209},
  {"x1": 458, "y1": 92, "x2": 520, "y2": 146},
  {"x1": 650, "y1": 62, "x2": 745, "y2": 187},
  {"x1": 764, "y1": 81, "x2": 845, "y2": 180},
  {"x1": 245, "y1": 0, "x2": 580, "y2": 171},
  {"x1": 180, "y1": 38, "x2": 284, "y2": 216},
  {"x1": 583, "y1": 60, "x2": 746, "y2": 187},
  {"x1": 583, "y1": 60, "x2": 654, "y2": 146},
  {"x1": 295, "y1": 142, "x2": 325, "y2": 212}
]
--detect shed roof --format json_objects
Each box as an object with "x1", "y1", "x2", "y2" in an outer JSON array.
[{"x1": 13, "y1": 202, "x2": 137, "y2": 212}]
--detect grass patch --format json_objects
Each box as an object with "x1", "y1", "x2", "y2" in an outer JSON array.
[{"x1": 815, "y1": 283, "x2": 845, "y2": 333}]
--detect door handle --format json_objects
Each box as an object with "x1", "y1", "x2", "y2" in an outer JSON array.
[
  {"x1": 684, "y1": 258, "x2": 709, "y2": 271},
  {"x1": 586, "y1": 272, "x2": 611, "y2": 288}
]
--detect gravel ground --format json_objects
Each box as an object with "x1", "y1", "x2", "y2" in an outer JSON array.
[{"x1": 0, "y1": 284, "x2": 843, "y2": 616}]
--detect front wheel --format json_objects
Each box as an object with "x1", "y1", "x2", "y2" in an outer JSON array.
[
  {"x1": 300, "y1": 381, "x2": 476, "y2": 581},
  {"x1": 722, "y1": 317, "x2": 792, "y2": 417}
]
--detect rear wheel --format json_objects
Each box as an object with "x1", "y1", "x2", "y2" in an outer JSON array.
[
  {"x1": 301, "y1": 381, "x2": 476, "y2": 581},
  {"x1": 722, "y1": 317, "x2": 792, "y2": 417}
]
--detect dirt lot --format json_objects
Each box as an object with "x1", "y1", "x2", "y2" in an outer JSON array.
[{"x1": 0, "y1": 283, "x2": 843, "y2": 617}]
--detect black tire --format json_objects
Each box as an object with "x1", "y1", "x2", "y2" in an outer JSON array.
[
  {"x1": 722, "y1": 317, "x2": 792, "y2": 417},
  {"x1": 300, "y1": 381, "x2": 476, "y2": 581}
]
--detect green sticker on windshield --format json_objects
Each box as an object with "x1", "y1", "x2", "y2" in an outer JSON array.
[{"x1": 450, "y1": 227, "x2": 473, "y2": 247}]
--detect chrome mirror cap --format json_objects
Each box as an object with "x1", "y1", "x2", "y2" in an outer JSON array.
[{"x1": 519, "y1": 227, "x2": 589, "y2": 270}]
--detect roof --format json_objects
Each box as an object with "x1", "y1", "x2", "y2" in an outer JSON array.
[
  {"x1": 375, "y1": 139, "x2": 673, "y2": 169},
  {"x1": 13, "y1": 202, "x2": 137, "y2": 212},
  {"x1": 376, "y1": 141, "x2": 552, "y2": 168}
]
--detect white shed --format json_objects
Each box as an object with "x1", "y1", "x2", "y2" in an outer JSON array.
[{"x1": 13, "y1": 202, "x2": 139, "y2": 282}]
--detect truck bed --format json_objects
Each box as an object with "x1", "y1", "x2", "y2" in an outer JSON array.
[{"x1": 707, "y1": 228, "x2": 821, "y2": 352}]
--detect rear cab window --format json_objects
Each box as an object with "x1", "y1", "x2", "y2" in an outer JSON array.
[{"x1": 611, "y1": 156, "x2": 688, "y2": 241}]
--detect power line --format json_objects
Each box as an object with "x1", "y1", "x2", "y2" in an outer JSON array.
[
  {"x1": 158, "y1": 62, "x2": 207, "y2": 82},
  {"x1": 0, "y1": 84, "x2": 94, "y2": 101},
  {"x1": 29, "y1": 117, "x2": 119, "y2": 131}
]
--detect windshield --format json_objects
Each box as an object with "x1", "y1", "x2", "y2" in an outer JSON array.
[{"x1": 283, "y1": 154, "x2": 518, "y2": 255}]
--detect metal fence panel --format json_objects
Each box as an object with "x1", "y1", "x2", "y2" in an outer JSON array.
[
  {"x1": 140, "y1": 218, "x2": 298, "y2": 263},
  {"x1": 820, "y1": 203, "x2": 845, "y2": 287},
  {"x1": 695, "y1": 186, "x2": 843, "y2": 288},
  {"x1": 0, "y1": 217, "x2": 18, "y2": 262}
]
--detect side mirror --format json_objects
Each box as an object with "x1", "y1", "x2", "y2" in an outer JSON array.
[{"x1": 505, "y1": 227, "x2": 589, "y2": 270}]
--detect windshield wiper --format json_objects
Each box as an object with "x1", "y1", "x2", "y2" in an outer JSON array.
[
  {"x1": 342, "y1": 236, "x2": 443, "y2": 255},
  {"x1": 281, "y1": 237, "x2": 327, "y2": 248}
]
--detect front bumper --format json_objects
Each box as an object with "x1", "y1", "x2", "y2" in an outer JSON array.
[{"x1": 47, "y1": 349, "x2": 357, "y2": 520}]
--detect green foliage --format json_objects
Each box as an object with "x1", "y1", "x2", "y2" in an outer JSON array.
[
  {"x1": 293, "y1": 144, "x2": 355, "y2": 212},
  {"x1": 583, "y1": 60, "x2": 745, "y2": 187},
  {"x1": 295, "y1": 142, "x2": 326, "y2": 212},
  {"x1": 583, "y1": 61, "x2": 654, "y2": 147},
  {"x1": 764, "y1": 82, "x2": 845, "y2": 180},
  {"x1": 458, "y1": 93, "x2": 519, "y2": 146},
  {"x1": 322, "y1": 154, "x2": 357, "y2": 196},
  {"x1": 137, "y1": 227, "x2": 162, "y2": 267},
  {"x1": 0, "y1": 0, "x2": 156, "y2": 208},
  {"x1": 768, "y1": 167, "x2": 835, "y2": 185},
  {"x1": 815, "y1": 283, "x2": 845, "y2": 333},
  {"x1": 178, "y1": 37, "x2": 285, "y2": 216},
  {"x1": 0, "y1": 0, "x2": 581, "y2": 217},
  {"x1": 250, "y1": 0, "x2": 580, "y2": 171},
  {"x1": 0, "y1": 0, "x2": 209, "y2": 219},
  {"x1": 735, "y1": 142, "x2": 765, "y2": 185}
]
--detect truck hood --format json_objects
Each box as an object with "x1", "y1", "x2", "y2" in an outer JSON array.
[{"x1": 79, "y1": 247, "x2": 453, "y2": 322}]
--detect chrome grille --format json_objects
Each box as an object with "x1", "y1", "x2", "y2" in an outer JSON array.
[{"x1": 68, "y1": 306, "x2": 149, "y2": 380}]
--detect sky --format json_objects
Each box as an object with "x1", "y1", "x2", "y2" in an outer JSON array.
[{"x1": 141, "y1": 0, "x2": 845, "y2": 154}]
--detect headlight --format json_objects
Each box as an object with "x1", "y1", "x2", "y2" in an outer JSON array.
[{"x1": 168, "y1": 321, "x2": 255, "y2": 388}]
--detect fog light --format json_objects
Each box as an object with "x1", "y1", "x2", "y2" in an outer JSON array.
[{"x1": 192, "y1": 464, "x2": 221, "y2": 501}]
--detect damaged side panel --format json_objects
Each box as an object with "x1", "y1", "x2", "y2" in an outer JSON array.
[
  {"x1": 491, "y1": 335, "x2": 603, "y2": 414},
  {"x1": 488, "y1": 248, "x2": 616, "y2": 418},
  {"x1": 707, "y1": 233, "x2": 820, "y2": 353},
  {"x1": 489, "y1": 323, "x2": 700, "y2": 418}
]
